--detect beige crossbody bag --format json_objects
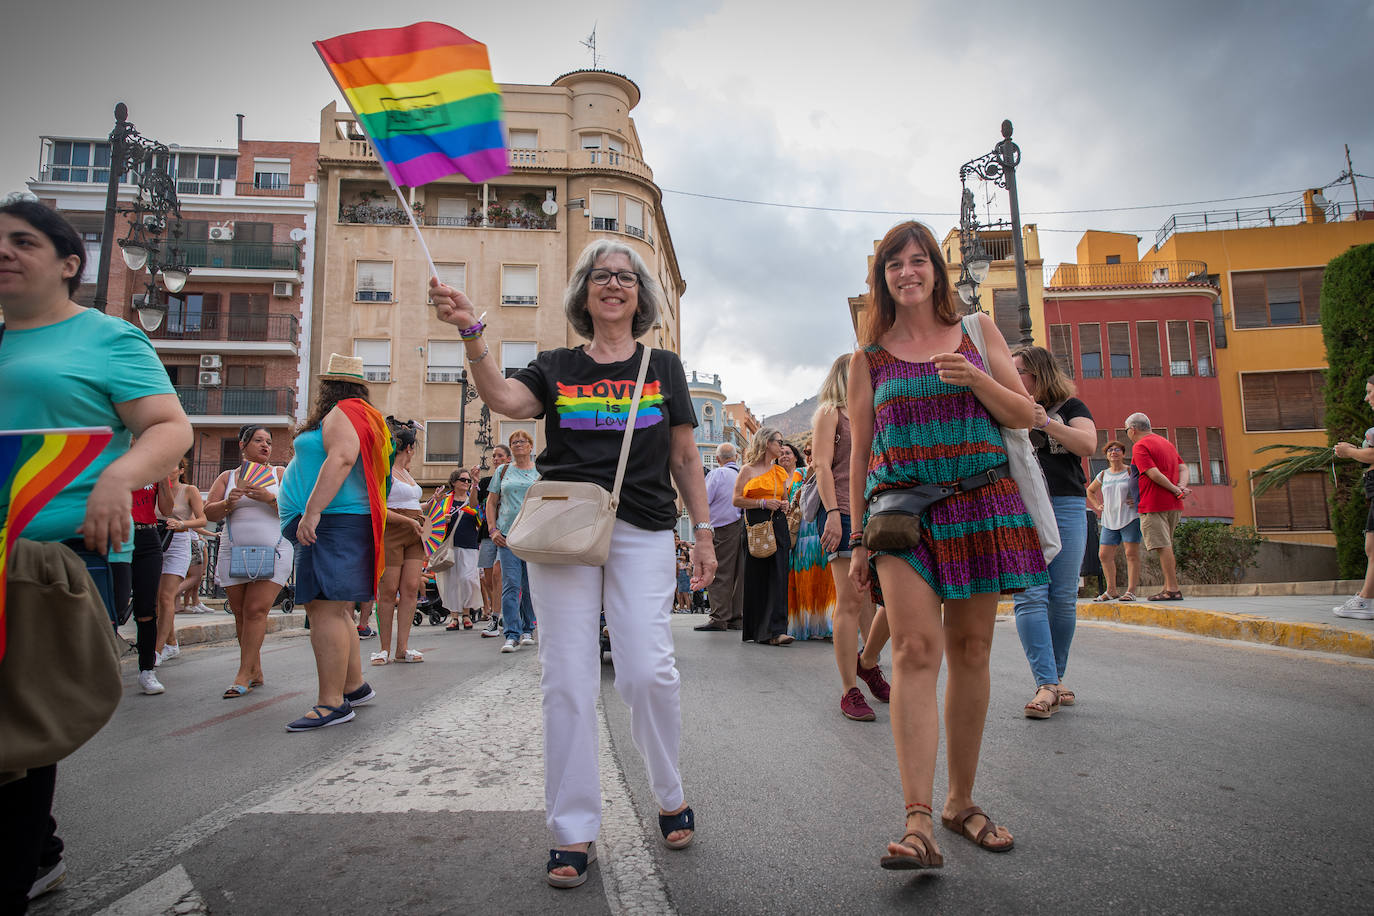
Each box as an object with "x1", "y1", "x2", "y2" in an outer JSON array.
[{"x1": 505, "y1": 345, "x2": 653, "y2": 567}]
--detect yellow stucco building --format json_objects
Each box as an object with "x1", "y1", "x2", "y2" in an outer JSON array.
[{"x1": 1142, "y1": 194, "x2": 1374, "y2": 544}]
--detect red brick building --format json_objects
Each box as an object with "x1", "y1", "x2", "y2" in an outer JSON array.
[{"x1": 29, "y1": 132, "x2": 318, "y2": 487}]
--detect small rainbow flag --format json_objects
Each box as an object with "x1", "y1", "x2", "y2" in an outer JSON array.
[
  {"x1": 423, "y1": 489, "x2": 454, "y2": 556},
  {"x1": 315, "y1": 22, "x2": 510, "y2": 187},
  {"x1": 1, "y1": 427, "x2": 113, "y2": 662},
  {"x1": 336, "y1": 399, "x2": 395, "y2": 592},
  {"x1": 238, "y1": 461, "x2": 276, "y2": 490}
]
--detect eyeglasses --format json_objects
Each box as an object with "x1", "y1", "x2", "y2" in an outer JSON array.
[
  {"x1": 589, "y1": 269, "x2": 639, "y2": 287},
  {"x1": 456, "y1": 477, "x2": 471, "y2": 483}
]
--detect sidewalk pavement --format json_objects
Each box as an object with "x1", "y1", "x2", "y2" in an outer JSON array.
[
  {"x1": 135, "y1": 584, "x2": 1374, "y2": 661},
  {"x1": 997, "y1": 579, "x2": 1374, "y2": 660}
]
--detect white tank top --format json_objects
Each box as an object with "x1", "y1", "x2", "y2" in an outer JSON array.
[{"x1": 387, "y1": 473, "x2": 423, "y2": 510}]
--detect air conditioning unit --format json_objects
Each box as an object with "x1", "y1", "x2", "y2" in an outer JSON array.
[
  {"x1": 199, "y1": 354, "x2": 222, "y2": 370},
  {"x1": 198, "y1": 370, "x2": 221, "y2": 387},
  {"x1": 272, "y1": 280, "x2": 294, "y2": 297},
  {"x1": 209, "y1": 225, "x2": 235, "y2": 241}
]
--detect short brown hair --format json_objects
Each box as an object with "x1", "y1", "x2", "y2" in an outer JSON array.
[
  {"x1": 859, "y1": 221, "x2": 958, "y2": 347},
  {"x1": 1102, "y1": 439, "x2": 1128, "y2": 456}
]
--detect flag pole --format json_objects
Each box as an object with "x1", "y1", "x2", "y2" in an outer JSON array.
[{"x1": 382, "y1": 172, "x2": 440, "y2": 283}]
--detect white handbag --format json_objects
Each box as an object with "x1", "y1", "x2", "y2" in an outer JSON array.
[
  {"x1": 505, "y1": 346, "x2": 652, "y2": 567},
  {"x1": 961, "y1": 314, "x2": 1061, "y2": 565}
]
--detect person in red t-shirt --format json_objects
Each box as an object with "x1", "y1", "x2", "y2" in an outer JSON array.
[{"x1": 1125, "y1": 412, "x2": 1191, "y2": 600}]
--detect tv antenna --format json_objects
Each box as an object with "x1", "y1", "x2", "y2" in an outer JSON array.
[{"x1": 581, "y1": 23, "x2": 599, "y2": 69}]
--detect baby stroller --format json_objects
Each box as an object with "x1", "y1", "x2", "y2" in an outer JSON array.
[
  {"x1": 413, "y1": 575, "x2": 450, "y2": 627},
  {"x1": 599, "y1": 609, "x2": 612, "y2": 664}
]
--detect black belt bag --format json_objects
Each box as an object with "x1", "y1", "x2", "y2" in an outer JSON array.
[{"x1": 863, "y1": 464, "x2": 1010, "y2": 552}]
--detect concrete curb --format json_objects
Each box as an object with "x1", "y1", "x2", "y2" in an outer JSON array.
[
  {"x1": 124, "y1": 612, "x2": 307, "y2": 647},
  {"x1": 996, "y1": 601, "x2": 1374, "y2": 660},
  {"x1": 1177, "y1": 580, "x2": 1363, "y2": 597}
]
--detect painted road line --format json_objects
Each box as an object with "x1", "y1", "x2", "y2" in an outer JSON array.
[
  {"x1": 92, "y1": 865, "x2": 207, "y2": 916},
  {"x1": 168, "y1": 691, "x2": 306, "y2": 737}
]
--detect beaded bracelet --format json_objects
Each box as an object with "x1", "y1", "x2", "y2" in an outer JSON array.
[
  {"x1": 848, "y1": 532, "x2": 864, "y2": 547},
  {"x1": 458, "y1": 319, "x2": 485, "y2": 341},
  {"x1": 467, "y1": 342, "x2": 490, "y2": 364}
]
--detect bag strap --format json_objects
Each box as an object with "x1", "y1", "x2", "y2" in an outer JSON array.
[
  {"x1": 961, "y1": 313, "x2": 987, "y2": 361},
  {"x1": 609, "y1": 345, "x2": 653, "y2": 506}
]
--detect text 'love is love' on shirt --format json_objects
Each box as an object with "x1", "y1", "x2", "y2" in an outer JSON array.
[{"x1": 514, "y1": 344, "x2": 696, "y2": 531}]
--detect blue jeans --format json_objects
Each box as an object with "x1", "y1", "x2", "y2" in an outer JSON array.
[
  {"x1": 498, "y1": 545, "x2": 536, "y2": 640},
  {"x1": 1013, "y1": 495, "x2": 1087, "y2": 686}
]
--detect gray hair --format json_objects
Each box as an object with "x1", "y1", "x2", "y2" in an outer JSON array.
[
  {"x1": 1125, "y1": 412, "x2": 1152, "y2": 431},
  {"x1": 563, "y1": 239, "x2": 662, "y2": 340},
  {"x1": 715, "y1": 442, "x2": 736, "y2": 463}
]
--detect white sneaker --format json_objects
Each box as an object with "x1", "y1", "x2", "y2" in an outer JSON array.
[
  {"x1": 1333, "y1": 595, "x2": 1374, "y2": 619},
  {"x1": 193, "y1": 603, "x2": 215, "y2": 614},
  {"x1": 500, "y1": 638, "x2": 519, "y2": 653},
  {"x1": 139, "y1": 670, "x2": 165, "y2": 695},
  {"x1": 519, "y1": 633, "x2": 535, "y2": 646},
  {"x1": 27, "y1": 859, "x2": 66, "y2": 900}
]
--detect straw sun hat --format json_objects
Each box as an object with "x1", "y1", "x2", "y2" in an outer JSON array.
[{"x1": 318, "y1": 353, "x2": 367, "y2": 384}]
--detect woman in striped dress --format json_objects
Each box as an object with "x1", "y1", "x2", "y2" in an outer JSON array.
[{"x1": 848, "y1": 221, "x2": 1048, "y2": 871}]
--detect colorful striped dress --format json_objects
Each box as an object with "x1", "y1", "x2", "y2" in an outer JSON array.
[
  {"x1": 787, "y1": 471, "x2": 836, "y2": 639},
  {"x1": 864, "y1": 335, "x2": 1048, "y2": 601}
]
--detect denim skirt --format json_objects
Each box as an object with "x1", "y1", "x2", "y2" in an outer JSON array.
[{"x1": 285, "y1": 513, "x2": 375, "y2": 603}]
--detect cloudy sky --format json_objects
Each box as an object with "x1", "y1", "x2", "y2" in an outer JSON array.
[{"x1": 3, "y1": 0, "x2": 1370, "y2": 416}]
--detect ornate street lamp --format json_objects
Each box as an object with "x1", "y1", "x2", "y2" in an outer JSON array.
[
  {"x1": 93, "y1": 103, "x2": 189, "y2": 332},
  {"x1": 958, "y1": 120, "x2": 1031, "y2": 345}
]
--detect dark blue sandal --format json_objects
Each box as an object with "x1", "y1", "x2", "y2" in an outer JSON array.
[
  {"x1": 658, "y1": 806, "x2": 695, "y2": 849},
  {"x1": 546, "y1": 842, "x2": 596, "y2": 889}
]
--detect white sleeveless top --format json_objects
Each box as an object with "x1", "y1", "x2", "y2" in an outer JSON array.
[
  {"x1": 387, "y1": 473, "x2": 423, "y2": 510},
  {"x1": 223, "y1": 467, "x2": 283, "y2": 548}
]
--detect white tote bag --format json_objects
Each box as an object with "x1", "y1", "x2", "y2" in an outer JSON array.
[{"x1": 961, "y1": 314, "x2": 1061, "y2": 565}]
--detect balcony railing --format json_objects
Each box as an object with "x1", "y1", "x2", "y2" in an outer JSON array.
[
  {"x1": 180, "y1": 240, "x2": 301, "y2": 271},
  {"x1": 1045, "y1": 260, "x2": 1211, "y2": 289},
  {"x1": 236, "y1": 181, "x2": 306, "y2": 198},
  {"x1": 147, "y1": 313, "x2": 299, "y2": 345},
  {"x1": 1154, "y1": 199, "x2": 1366, "y2": 249},
  {"x1": 174, "y1": 387, "x2": 293, "y2": 416}
]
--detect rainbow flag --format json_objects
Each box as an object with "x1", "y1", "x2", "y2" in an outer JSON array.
[
  {"x1": 238, "y1": 460, "x2": 276, "y2": 490},
  {"x1": 423, "y1": 489, "x2": 454, "y2": 556},
  {"x1": 336, "y1": 400, "x2": 395, "y2": 593},
  {"x1": 0, "y1": 427, "x2": 113, "y2": 662},
  {"x1": 315, "y1": 22, "x2": 509, "y2": 187}
]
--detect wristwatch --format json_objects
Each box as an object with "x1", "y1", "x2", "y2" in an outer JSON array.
[{"x1": 694, "y1": 522, "x2": 713, "y2": 532}]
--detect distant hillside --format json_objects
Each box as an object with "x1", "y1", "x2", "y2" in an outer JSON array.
[{"x1": 764, "y1": 395, "x2": 818, "y2": 439}]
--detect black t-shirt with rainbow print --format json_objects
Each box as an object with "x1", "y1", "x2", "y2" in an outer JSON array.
[{"x1": 513, "y1": 343, "x2": 696, "y2": 531}]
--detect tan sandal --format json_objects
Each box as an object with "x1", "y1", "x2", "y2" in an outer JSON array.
[
  {"x1": 1023, "y1": 684, "x2": 1059, "y2": 719},
  {"x1": 880, "y1": 809, "x2": 943, "y2": 870},
  {"x1": 1057, "y1": 684, "x2": 1076, "y2": 706},
  {"x1": 941, "y1": 805, "x2": 1014, "y2": 852}
]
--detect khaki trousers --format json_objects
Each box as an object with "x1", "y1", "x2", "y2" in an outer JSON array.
[{"x1": 707, "y1": 518, "x2": 745, "y2": 627}]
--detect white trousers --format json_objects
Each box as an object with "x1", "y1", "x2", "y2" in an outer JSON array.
[{"x1": 527, "y1": 519, "x2": 685, "y2": 845}]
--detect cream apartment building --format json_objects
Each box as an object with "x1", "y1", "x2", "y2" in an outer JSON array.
[{"x1": 312, "y1": 69, "x2": 687, "y2": 485}]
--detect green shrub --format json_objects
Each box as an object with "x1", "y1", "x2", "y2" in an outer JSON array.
[
  {"x1": 1173, "y1": 520, "x2": 1262, "y2": 584},
  {"x1": 1321, "y1": 243, "x2": 1374, "y2": 578}
]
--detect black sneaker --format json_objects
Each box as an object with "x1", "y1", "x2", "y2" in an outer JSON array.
[
  {"x1": 480, "y1": 617, "x2": 502, "y2": 637},
  {"x1": 344, "y1": 682, "x2": 376, "y2": 706}
]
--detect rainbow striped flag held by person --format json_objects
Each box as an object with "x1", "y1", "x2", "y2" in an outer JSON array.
[
  {"x1": 335, "y1": 400, "x2": 395, "y2": 592},
  {"x1": 315, "y1": 22, "x2": 510, "y2": 187},
  {"x1": 423, "y1": 489, "x2": 454, "y2": 557},
  {"x1": 0, "y1": 427, "x2": 114, "y2": 662}
]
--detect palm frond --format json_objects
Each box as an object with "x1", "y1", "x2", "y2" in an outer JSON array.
[{"x1": 1250, "y1": 444, "x2": 1335, "y2": 498}]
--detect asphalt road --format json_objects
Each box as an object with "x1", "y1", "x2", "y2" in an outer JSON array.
[{"x1": 33, "y1": 612, "x2": 1374, "y2": 915}]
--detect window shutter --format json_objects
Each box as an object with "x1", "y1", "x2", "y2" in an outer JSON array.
[
  {"x1": 1107, "y1": 322, "x2": 1132, "y2": 378},
  {"x1": 1266, "y1": 272, "x2": 1302, "y2": 325},
  {"x1": 426, "y1": 422, "x2": 463, "y2": 463},
  {"x1": 1079, "y1": 323, "x2": 1102, "y2": 378},
  {"x1": 591, "y1": 193, "x2": 618, "y2": 219},
  {"x1": 1231, "y1": 273, "x2": 1267, "y2": 328},
  {"x1": 1193, "y1": 320, "x2": 1213, "y2": 377},
  {"x1": 357, "y1": 261, "x2": 393, "y2": 292},
  {"x1": 501, "y1": 265, "x2": 537, "y2": 300},
  {"x1": 1241, "y1": 374, "x2": 1280, "y2": 431},
  {"x1": 501, "y1": 340, "x2": 538, "y2": 379},
  {"x1": 353, "y1": 339, "x2": 390, "y2": 380},
  {"x1": 991, "y1": 289, "x2": 1021, "y2": 346},
  {"x1": 1175, "y1": 427, "x2": 1201, "y2": 484},
  {"x1": 1253, "y1": 474, "x2": 1291, "y2": 529},
  {"x1": 1049, "y1": 324, "x2": 1074, "y2": 378},
  {"x1": 427, "y1": 340, "x2": 462, "y2": 369},
  {"x1": 1300, "y1": 269, "x2": 1324, "y2": 325},
  {"x1": 434, "y1": 262, "x2": 465, "y2": 292},
  {"x1": 624, "y1": 199, "x2": 644, "y2": 232},
  {"x1": 508, "y1": 129, "x2": 537, "y2": 150},
  {"x1": 1137, "y1": 321, "x2": 1162, "y2": 377},
  {"x1": 1206, "y1": 427, "x2": 1226, "y2": 484},
  {"x1": 1166, "y1": 320, "x2": 1192, "y2": 376},
  {"x1": 1287, "y1": 473, "x2": 1331, "y2": 530},
  {"x1": 1275, "y1": 371, "x2": 1324, "y2": 430}
]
